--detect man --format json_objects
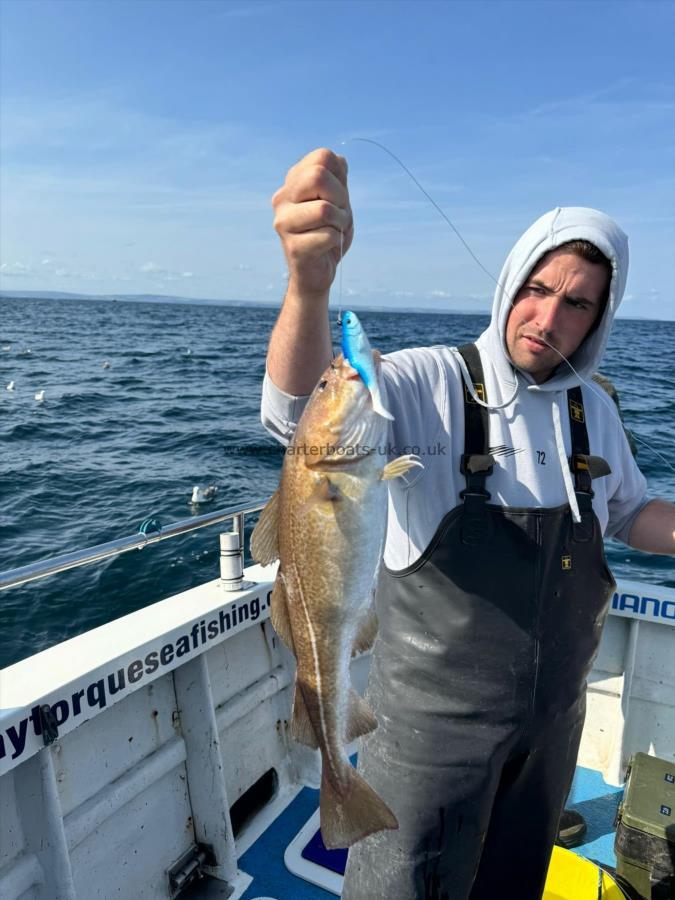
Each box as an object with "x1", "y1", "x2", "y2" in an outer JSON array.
[{"x1": 260, "y1": 148, "x2": 675, "y2": 899}]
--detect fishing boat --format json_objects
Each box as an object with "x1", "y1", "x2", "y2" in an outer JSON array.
[{"x1": 1, "y1": 500, "x2": 673, "y2": 899}]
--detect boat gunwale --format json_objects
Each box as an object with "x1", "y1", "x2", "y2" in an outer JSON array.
[{"x1": 0, "y1": 498, "x2": 269, "y2": 591}]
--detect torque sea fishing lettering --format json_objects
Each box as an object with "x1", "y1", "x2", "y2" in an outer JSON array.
[{"x1": 0, "y1": 595, "x2": 266, "y2": 768}]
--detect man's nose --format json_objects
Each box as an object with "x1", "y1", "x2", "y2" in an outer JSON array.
[{"x1": 535, "y1": 297, "x2": 563, "y2": 334}]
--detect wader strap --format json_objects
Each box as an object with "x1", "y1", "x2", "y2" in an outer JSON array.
[
  {"x1": 457, "y1": 344, "x2": 494, "y2": 545},
  {"x1": 567, "y1": 387, "x2": 595, "y2": 541}
]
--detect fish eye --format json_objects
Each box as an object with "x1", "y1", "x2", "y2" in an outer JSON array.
[{"x1": 318, "y1": 379, "x2": 328, "y2": 391}]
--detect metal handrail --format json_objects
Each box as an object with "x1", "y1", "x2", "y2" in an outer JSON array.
[{"x1": 0, "y1": 498, "x2": 269, "y2": 592}]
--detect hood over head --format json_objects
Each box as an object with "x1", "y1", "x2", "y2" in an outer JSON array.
[{"x1": 477, "y1": 207, "x2": 629, "y2": 393}]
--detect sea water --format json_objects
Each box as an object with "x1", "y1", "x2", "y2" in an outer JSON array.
[{"x1": 1, "y1": 297, "x2": 673, "y2": 667}]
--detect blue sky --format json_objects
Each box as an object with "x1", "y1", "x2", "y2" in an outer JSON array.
[{"x1": 1, "y1": 0, "x2": 674, "y2": 318}]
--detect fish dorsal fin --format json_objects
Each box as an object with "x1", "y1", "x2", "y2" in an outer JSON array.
[
  {"x1": 292, "y1": 682, "x2": 319, "y2": 749},
  {"x1": 270, "y1": 571, "x2": 294, "y2": 650},
  {"x1": 250, "y1": 489, "x2": 280, "y2": 565}
]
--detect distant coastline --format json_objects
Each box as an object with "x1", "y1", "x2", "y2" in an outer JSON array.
[
  {"x1": 0, "y1": 289, "x2": 489, "y2": 317},
  {"x1": 0, "y1": 290, "x2": 672, "y2": 322}
]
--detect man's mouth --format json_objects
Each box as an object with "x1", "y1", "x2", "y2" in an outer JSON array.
[{"x1": 522, "y1": 334, "x2": 551, "y2": 353}]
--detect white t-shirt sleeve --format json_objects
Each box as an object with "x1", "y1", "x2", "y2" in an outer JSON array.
[
  {"x1": 260, "y1": 369, "x2": 311, "y2": 447},
  {"x1": 604, "y1": 417, "x2": 649, "y2": 544}
]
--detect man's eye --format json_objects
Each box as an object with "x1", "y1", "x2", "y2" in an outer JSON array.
[{"x1": 530, "y1": 286, "x2": 545, "y2": 295}]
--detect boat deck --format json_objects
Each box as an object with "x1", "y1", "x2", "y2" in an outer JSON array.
[
  {"x1": 233, "y1": 762, "x2": 624, "y2": 899},
  {"x1": 3, "y1": 566, "x2": 670, "y2": 900}
]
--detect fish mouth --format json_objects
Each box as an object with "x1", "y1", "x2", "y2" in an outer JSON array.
[{"x1": 339, "y1": 350, "x2": 382, "y2": 380}]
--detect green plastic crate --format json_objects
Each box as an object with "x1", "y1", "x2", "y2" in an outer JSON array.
[{"x1": 614, "y1": 752, "x2": 675, "y2": 900}]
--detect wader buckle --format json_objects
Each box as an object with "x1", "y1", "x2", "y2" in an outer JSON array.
[
  {"x1": 569, "y1": 456, "x2": 595, "y2": 541},
  {"x1": 570, "y1": 455, "x2": 593, "y2": 495},
  {"x1": 459, "y1": 454, "x2": 494, "y2": 545},
  {"x1": 460, "y1": 453, "x2": 494, "y2": 479}
]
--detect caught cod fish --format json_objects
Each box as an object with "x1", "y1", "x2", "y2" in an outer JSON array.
[{"x1": 251, "y1": 327, "x2": 421, "y2": 849}]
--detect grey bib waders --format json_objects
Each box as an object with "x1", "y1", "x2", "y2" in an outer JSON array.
[{"x1": 342, "y1": 344, "x2": 616, "y2": 900}]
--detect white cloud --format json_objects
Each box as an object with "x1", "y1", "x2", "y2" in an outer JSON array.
[
  {"x1": 139, "y1": 262, "x2": 195, "y2": 282},
  {"x1": 0, "y1": 262, "x2": 31, "y2": 276}
]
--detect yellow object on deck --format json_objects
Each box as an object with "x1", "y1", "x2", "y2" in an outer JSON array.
[{"x1": 543, "y1": 847, "x2": 625, "y2": 899}]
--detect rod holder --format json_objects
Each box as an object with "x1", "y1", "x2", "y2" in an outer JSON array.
[{"x1": 219, "y1": 531, "x2": 243, "y2": 591}]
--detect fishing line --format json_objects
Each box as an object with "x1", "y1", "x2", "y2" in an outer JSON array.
[
  {"x1": 342, "y1": 137, "x2": 674, "y2": 475},
  {"x1": 336, "y1": 227, "x2": 345, "y2": 326}
]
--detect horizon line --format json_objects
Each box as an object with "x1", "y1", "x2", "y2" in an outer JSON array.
[{"x1": 0, "y1": 290, "x2": 673, "y2": 323}]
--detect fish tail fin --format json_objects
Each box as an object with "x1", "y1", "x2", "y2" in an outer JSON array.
[
  {"x1": 319, "y1": 766, "x2": 398, "y2": 849},
  {"x1": 345, "y1": 690, "x2": 377, "y2": 742}
]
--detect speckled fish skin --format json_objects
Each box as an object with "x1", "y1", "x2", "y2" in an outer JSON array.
[{"x1": 252, "y1": 351, "x2": 417, "y2": 848}]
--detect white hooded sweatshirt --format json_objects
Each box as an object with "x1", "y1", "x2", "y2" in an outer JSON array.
[{"x1": 261, "y1": 207, "x2": 648, "y2": 571}]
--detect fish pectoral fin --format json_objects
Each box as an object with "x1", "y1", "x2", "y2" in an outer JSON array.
[
  {"x1": 270, "y1": 572, "x2": 294, "y2": 651},
  {"x1": 300, "y1": 475, "x2": 343, "y2": 513},
  {"x1": 314, "y1": 475, "x2": 342, "y2": 501},
  {"x1": 250, "y1": 489, "x2": 280, "y2": 565},
  {"x1": 319, "y1": 766, "x2": 398, "y2": 849},
  {"x1": 381, "y1": 454, "x2": 424, "y2": 481},
  {"x1": 291, "y1": 683, "x2": 319, "y2": 749},
  {"x1": 351, "y1": 605, "x2": 378, "y2": 656},
  {"x1": 345, "y1": 690, "x2": 378, "y2": 742}
]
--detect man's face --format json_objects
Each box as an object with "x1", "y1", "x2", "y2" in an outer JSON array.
[{"x1": 505, "y1": 249, "x2": 610, "y2": 383}]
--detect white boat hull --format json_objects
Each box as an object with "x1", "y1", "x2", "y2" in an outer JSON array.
[{"x1": 1, "y1": 568, "x2": 673, "y2": 898}]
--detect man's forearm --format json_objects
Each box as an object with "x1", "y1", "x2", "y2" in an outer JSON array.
[
  {"x1": 266, "y1": 282, "x2": 333, "y2": 396},
  {"x1": 627, "y1": 498, "x2": 675, "y2": 555}
]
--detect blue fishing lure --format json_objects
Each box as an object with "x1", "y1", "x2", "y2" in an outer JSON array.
[{"x1": 341, "y1": 310, "x2": 394, "y2": 420}]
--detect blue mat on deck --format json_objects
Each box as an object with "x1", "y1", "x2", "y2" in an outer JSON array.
[
  {"x1": 238, "y1": 763, "x2": 623, "y2": 899},
  {"x1": 301, "y1": 829, "x2": 348, "y2": 875}
]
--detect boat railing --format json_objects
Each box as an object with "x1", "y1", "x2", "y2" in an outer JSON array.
[{"x1": 0, "y1": 498, "x2": 269, "y2": 592}]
